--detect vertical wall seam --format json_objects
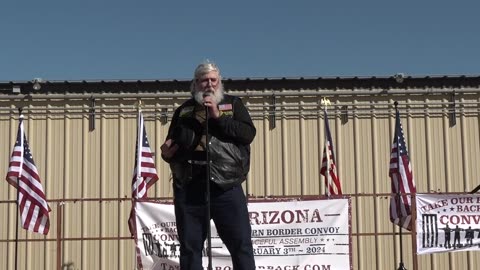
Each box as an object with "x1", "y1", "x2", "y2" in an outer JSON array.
[
  {"x1": 81, "y1": 107, "x2": 88, "y2": 269},
  {"x1": 281, "y1": 108, "x2": 288, "y2": 195},
  {"x1": 263, "y1": 112, "x2": 271, "y2": 196},
  {"x1": 352, "y1": 100, "x2": 362, "y2": 268},
  {"x1": 371, "y1": 106, "x2": 379, "y2": 269},
  {"x1": 299, "y1": 106, "x2": 306, "y2": 195}
]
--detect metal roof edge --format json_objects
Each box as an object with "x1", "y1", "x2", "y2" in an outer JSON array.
[{"x1": 2, "y1": 74, "x2": 480, "y2": 85}]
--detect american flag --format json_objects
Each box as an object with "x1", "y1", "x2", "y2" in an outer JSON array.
[
  {"x1": 320, "y1": 109, "x2": 342, "y2": 196},
  {"x1": 389, "y1": 110, "x2": 416, "y2": 230},
  {"x1": 128, "y1": 111, "x2": 159, "y2": 235},
  {"x1": 5, "y1": 116, "x2": 51, "y2": 235}
]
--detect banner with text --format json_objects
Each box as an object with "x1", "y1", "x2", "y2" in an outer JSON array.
[
  {"x1": 135, "y1": 198, "x2": 352, "y2": 269},
  {"x1": 416, "y1": 193, "x2": 480, "y2": 255}
]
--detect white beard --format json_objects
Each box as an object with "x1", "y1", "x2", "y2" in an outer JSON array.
[{"x1": 193, "y1": 85, "x2": 224, "y2": 105}]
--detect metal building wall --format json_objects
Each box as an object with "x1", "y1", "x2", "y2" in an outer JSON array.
[{"x1": 1, "y1": 86, "x2": 480, "y2": 270}]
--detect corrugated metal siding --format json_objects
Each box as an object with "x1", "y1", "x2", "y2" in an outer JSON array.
[{"x1": 1, "y1": 88, "x2": 480, "y2": 270}]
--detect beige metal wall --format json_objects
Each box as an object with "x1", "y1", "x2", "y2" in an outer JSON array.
[{"x1": 1, "y1": 88, "x2": 480, "y2": 270}]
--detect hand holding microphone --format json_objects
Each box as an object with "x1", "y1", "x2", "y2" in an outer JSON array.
[{"x1": 202, "y1": 92, "x2": 221, "y2": 119}]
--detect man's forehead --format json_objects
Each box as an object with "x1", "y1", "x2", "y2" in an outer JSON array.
[{"x1": 197, "y1": 71, "x2": 219, "y2": 79}]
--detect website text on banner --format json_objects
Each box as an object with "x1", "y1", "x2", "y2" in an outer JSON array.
[
  {"x1": 416, "y1": 193, "x2": 480, "y2": 255},
  {"x1": 136, "y1": 199, "x2": 352, "y2": 270}
]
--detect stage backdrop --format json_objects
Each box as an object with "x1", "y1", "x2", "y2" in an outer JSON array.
[
  {"x1": 135, "y1": 198, "x2": 352, "y2": 270},
  {"x1": 416, "y1": 193, "x2": 480, "y2": 255}
]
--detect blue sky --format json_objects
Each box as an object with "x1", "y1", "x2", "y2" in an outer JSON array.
[{"x1": 1, "y1": 0, "x2": 479, "y2": 81}]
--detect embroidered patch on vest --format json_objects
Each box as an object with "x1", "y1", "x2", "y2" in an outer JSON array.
[
  {"x1": 219, "y1": 104, "x2": 233, "y2": 111},
  {"x1": 179, "y1": 106, "x2": 194, "y2": 117}
]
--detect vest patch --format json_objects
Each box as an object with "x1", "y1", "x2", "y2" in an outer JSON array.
[
  {"x1": 179, "y1": 106, "x2": 194, "y2": 117},
  {"x1": 219, "y1": 104, "x2": 233, "y2": 111}
]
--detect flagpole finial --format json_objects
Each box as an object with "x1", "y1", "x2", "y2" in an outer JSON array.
[
  {"x1": 321, "y1": 97, "x2": 331, "y2": 109},
  {"x1": 134, "y1": 100, "x2": 144, "y2": 110},
  {"x1": 18, "y1": 107, "x2": 24, "y2": 119}
]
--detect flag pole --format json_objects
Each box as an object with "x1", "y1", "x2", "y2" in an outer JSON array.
[
  {"x1": 394, "y1": 101, "x2": 407, "y2": 270},
  {"x1": 14, "y1": 107, "x2": 23, "y2": 270},
  {"x1": 135, "y1": 100, "x2": 143, "y2": 201},
  {"x1": 133, "y1": 100, "x2": 143, "y2": 226},
  {"x1": 133, "y1": 100, "x2": 142, "y2": 269},
  {"x1": 321, "y1": 98, "x2": 331, "y2": 197}
]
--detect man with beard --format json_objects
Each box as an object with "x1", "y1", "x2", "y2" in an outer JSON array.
[{"x1": 161, "y1": 61, "x2": 256, "y2": 269}]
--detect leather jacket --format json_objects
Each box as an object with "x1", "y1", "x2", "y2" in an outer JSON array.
[{"x1": 163, "y1": 94, "x2": 256, "y2": 190}]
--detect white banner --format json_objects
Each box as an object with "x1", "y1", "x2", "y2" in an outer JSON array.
[
  {"x1": 416, "y1": 193, "x2": 480, "y2": 255},
  {"x1": 135, "y1": 198, "x2": 352, "y2": 270}
]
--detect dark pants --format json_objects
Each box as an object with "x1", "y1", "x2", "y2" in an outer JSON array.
[{"x1": 173, "y1": 180, "x2": 255, "y2": 270}]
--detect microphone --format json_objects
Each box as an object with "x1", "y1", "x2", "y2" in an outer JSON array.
[
  {"x1": 203, "y1": 92, "x2": 210, "y2": 118},
  {"x1": 203, "y1": 92, "x2": 209, "y2": 105}
]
